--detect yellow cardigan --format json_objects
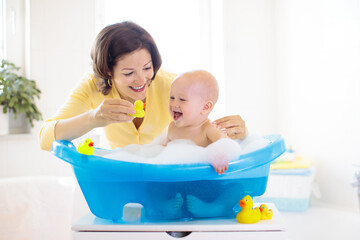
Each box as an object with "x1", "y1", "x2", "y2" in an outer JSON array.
[{"x1": 39, "y1": 69, "x2": 175, "y2": 151}]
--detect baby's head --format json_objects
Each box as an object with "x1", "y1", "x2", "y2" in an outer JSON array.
[{"x1": 169, "y1": 70, "x2": 219, "y2": 126}]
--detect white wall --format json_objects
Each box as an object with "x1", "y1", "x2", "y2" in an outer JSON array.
[
  {"x1": 222, "y1": 0, "x2": 359, "y2": 209},
  {"x1": 274, "y1": 0, "x2": 360, "y2": 209},
  {"x1": 224, "y1": 0, "x2": 360, "y2": 209},
  {"x1": 223, "y1": 0, "x2": 277, "y2": 134}
]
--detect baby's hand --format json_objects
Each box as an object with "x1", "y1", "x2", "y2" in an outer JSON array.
[{"x1": 211, "y1": 155, "x2": 229, "y2": 175}]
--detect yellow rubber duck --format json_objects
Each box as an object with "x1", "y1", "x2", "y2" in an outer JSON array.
[
  {"x1": 77, "y1": 138, "x2": 94, "y2": 155},
  {"x1": 129, "y1": 100, "x2": 145, "y2": 118},
  {"x1": 236, "y1": 195, "x2": 261, "y2": 224},
  {"x1": 258, "y1": 204, "x2": 273, "y2": 220}
]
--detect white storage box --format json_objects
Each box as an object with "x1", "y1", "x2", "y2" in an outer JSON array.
[{"x1": 255, "y1": 168, "x2": 315, "y2": 211}]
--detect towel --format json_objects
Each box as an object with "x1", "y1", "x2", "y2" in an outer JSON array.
[{"x1": 270, "y1": 155, "x2": 312, "y2": 170}]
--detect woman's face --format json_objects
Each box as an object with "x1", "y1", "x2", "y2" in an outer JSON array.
[{"x1": 111, "y1": 48, "x2": 154, "y2": 103}]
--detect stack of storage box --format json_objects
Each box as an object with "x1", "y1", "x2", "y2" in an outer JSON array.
[
  {"x1": 352, "y1": 168, "x2": 360, "y2": 212},
  {"x1": 255, "y1": 148, "x2": 315, "y2": 211}
]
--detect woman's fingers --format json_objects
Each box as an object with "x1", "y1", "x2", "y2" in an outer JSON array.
[
  {"x1": 105, "y1": 99, "x2": 135, "y2": 114},
  {"x1": 213, "y1": 115, "x2": 246, "y2": 140},
  {"x1": 105, "y1": 98, "x2": 133, "y2": 107},
  {"x1": 109, "y1": 105, "x2": 136, "y2": 115},
  {"x1": 106, "y1": 112, "x2": 134, "y2": 122},
  {"x1": 213, "y1": 115, "x2": 244, "y2": 127},
  {"x1": 95, "y1": 99, "x2": 136, "y2": 125},
  {"x1": 225, "y1": 127, "x2": 247, "y2": 139}
]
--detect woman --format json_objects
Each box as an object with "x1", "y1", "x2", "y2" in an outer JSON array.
[{"x1": 39, "y1": 21, "x2": 246, "y2": 151}]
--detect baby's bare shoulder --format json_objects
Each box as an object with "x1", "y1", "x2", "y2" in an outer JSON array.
[
  {"x1": 203, "y1": 121, "x2": 218, "y2": 131},
  {"x1": 204, "y1": 121, "x2": 227, "y2": 142}
]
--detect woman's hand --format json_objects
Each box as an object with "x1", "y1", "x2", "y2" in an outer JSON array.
[
  {"x1": 92, "y1": 99, "x2": 136, "y2": 127},
  {"x1": 212, "y1": 115, "x2": 247, "y2": 140},
  {"x1": 54, "y1": 99, "x2": 136, "y2": 142}
]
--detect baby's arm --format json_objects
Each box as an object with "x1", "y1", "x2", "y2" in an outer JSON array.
[
  {"x1": 206, "y1": 122, "x2": 228, "y2": 143},
  {"x1": 206, "y1": 123, "x2": 229, "y2": 174}
]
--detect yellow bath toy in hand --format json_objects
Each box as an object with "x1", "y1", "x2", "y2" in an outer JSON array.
[
  {"x1": 258, "y1": 204, "x2": 273, "y2": 220},
  {"x1": 236, "y1": 195, "x2": 261, "y2": 224},
  {"x1": 129, "y1": 100, "x2": 145, "y2": 118},
  {"x1": 77, "y1": 138, "x2": 94, "y2": 155}
]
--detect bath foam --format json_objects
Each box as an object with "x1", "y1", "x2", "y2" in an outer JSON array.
[{"x1": 101, "y1": 132, "x2": 269, "y2": 164}]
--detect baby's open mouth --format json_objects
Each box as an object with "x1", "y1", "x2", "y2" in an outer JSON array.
[{"x1": 173, "y1": 111, "x2": 183, "y2": 120}]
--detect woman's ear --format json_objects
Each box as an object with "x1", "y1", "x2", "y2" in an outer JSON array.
[{"x1": 201, "y1": 101, "x2": 213, "y2": 114}]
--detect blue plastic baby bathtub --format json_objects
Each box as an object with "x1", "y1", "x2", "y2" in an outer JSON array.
[{"x1": 52, "y1": 134, "x2": 285, "y2": 221}]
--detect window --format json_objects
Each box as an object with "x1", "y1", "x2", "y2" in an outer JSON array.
[{"x1": 0, "y1": 0, "x2": 5, "y2": 60}]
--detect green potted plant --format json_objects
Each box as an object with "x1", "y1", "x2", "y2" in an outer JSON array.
[{"x1": 0, "y1": 60, "x2": 42, "y2": 131}]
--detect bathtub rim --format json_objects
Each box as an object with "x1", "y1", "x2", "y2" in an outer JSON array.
[{"x1": 51, "y1": 134, "x2": 285, "y2": 181}]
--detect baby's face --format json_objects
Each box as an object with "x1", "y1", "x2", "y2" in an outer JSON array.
[{"x1": 169, "y1": 77, "x2": 207, "y2": 127}]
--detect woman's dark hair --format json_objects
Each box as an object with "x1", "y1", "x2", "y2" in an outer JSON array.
[{"x1": 91, "y1": 21, "x2": 162, "y2": 95}]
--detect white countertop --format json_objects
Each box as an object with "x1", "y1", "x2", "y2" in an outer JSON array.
[
  {"x1": 282, "y1": 202, "x2": 360, "y2": 240},
  {"x1": 72, "y1": 202, "x2": 360, "y2": 240},
  {"x1": 72, "y1": 203, "x2": 285, "y2": 232}
]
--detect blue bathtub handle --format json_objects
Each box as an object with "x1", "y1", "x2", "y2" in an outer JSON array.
[{"x1": 51, "y1": 140, "x2": 85, "y2": 166}]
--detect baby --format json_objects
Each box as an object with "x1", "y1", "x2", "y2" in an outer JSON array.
[
  {"x1": 148, "y1": 70, "x2": 243, "y2": 218},
  {"x1": 164, "y1": 70, "x2": 229, "y2": 174},
  {"x1": 146, "y1": 70, "x2": 243, "y2": 219}
]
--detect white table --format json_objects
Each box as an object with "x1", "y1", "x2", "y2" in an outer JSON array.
[{"x1": 72, "y1": 203, "x2": 288, "y2": 240}]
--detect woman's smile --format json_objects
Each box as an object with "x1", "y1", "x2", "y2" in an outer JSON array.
[{"x1": 130, "y1": 84, "x2": 146, "y2": 92}]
